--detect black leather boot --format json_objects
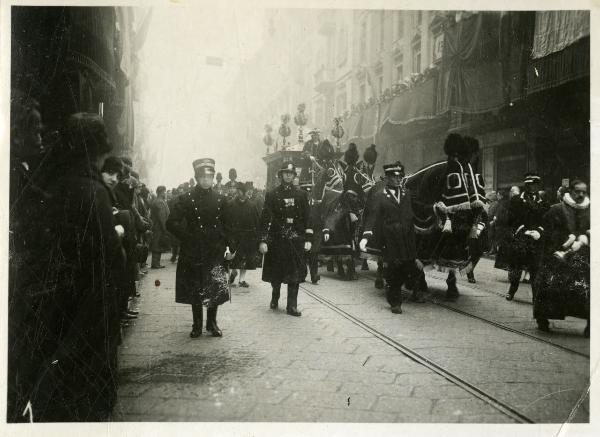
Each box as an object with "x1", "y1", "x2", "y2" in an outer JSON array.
[
  {"x1": 190, "y1": 304, "x2": 202, "y2": 338},
  {"x1": 505, "y1": 282, "x2": 519, "y2": 301},
  {"x1": 536, "y1": 318, "x2": 550, "y2": 332},
  {"x1": 361, "y1": 259, "x2": 369, "y2": 271},
  {"x1": 270, "y1": 283, "x2": 281, "y2": 309},
  {"x1": 286, "y1": 283, "x2": 301, "y2": 316},
  {"x1": 347, "y1": 259, "x2": 358, "y2": 280},
  {"x1": 467, "y1": 271, "x2": 476, "y2": 284},
  {"x1": 206, "y1": 306, "x2": 222, "y2": 337},
  {"x1": 336, "y1": 259, "x2": 346, "y2": 278},
  {"x1": 445, "y1": 271, "x2": 460, "y2": 301}
]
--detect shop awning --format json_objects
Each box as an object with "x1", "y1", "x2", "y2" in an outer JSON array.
[
  {"x1": 383, "y1": 77, "x2": 437, "y2": 126},
  {"x1": 531, "y1": 11, "x2": 589, "y2": 59}
]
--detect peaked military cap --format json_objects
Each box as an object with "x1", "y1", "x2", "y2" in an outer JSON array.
[
  {"x1": 524, "y1": 172, "x2": 541, "y2": 184},
  {"x1": 193, "y1": 158, "x2": 216, "y2": 174},
  {"x1": 383, "y1": 161, "x2": 405, "y2": 176}
]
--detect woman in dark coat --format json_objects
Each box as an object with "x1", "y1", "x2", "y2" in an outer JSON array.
[
  {"x1": 227, "y1": 182, "x2": 260, "y2": 287},
  {"x1": 26, "y1": 113, "x2": 123, "y2": 421},
  {"x1": 533, "y1": 180, "x2": 590, "y2": 335}
]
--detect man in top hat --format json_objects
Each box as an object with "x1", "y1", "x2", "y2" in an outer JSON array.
[
  {"x1": 504, "y1": 172, "x2": 549, "y2": 301},
  {"x1": 166, "y1": 158, "x2": 234, "y2": 338},
  {"x1": 360, "y1": 161, "x2": 425, "y2": 314},
  {"x1": 302, "y1": 128, "x2": 321, "y2": 157},
  {"x1": 259, "y1": 162, "x2": 312, "y2": 316}
]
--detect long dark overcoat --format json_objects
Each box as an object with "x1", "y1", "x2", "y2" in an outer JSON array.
[
  {"x1": 260, "y1": 184, "x2": 311, "y2": 284},
  {"x1": 533, "y1": 199, "x2": 590, "y2": 320},
  {"x1": 363, "y1": 185, "x2": 417, "y2": 263},
  {"x1": 166, "y1": 186, "x2": 231, "y2": 306},
  {"x1": 23, "y1": 163, "x2": 123, "y2": 421},
  {"x1": 227, "y1": 197, "x2": 260, "y2": 270}
]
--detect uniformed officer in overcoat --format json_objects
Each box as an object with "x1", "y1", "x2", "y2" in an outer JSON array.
[
  {"x1": 360, "y1": 162, "x2": 425, "y2": 314},
  {"x1": 166, "y1": 158, "x2": 234, "y2": 338},
  {"x1": 504, "y1": 172, "x2": 549, "y2": 301},
  {"x1": 259, "y1": 162, "x2": 312, "y2": 316}
]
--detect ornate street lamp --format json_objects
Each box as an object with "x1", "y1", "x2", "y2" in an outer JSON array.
[
  {"x1": 294, "y1": 103, "x2": 309, "y2": 146},
  {"x1": 263, "y1": 124, "x2": 274, "y2": 154},
  {"x1": 279, "y1": 113, "x2": 291, "y2": 150},
  {"x1": 331, "y1": 116, "x2": 345, "y2": 153}
]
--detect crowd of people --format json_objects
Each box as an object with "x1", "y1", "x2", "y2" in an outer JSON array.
[
  {"x1": 8, "y1": 90, "x2": 274, "y2": 421},
  {"x1": 8, "y1": 91, "x2": 590, "y2": 423}
]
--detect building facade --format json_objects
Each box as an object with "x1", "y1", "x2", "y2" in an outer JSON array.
[{"x1": 228, "y1": 9, "x2": 590, "y2": 192}]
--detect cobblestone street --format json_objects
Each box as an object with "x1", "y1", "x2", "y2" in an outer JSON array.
[{"x1": 112, "y1": 257, "x2": 589, "y2": 423}]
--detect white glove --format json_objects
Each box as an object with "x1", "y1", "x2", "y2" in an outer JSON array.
[
  {"x1": 224, "y1": 246, "x2": 235, "y2": 260},
  {"x1": 259, "y1": 242, "x2": 268, "y2": 254},
  {"x1": 571, "y1": 241, "x2": 583, "y2": 252},
  {"x1": 476, "y1": 223, "x2": 485, "y2": 238},
  {"x1": 323, "y1": 233, "x2": 330, "y2": 242},
  {"x1": 562, "y1": 234, "x2": 576, "y2": 249},
  {"x1": 577, "y1": 234, "x2": 589, "y2": 246},
  {"x1": 114, "y1": 224, "x2": 125, "y2": 238},
  {"x1": 359, "y1": 238, "x2": 368, "y2": 252},
  {"x1": 415, "y1": 259, "x2": 424, "y2": 271},
  {"x1": 434, "y1": 201, "x2": 448, "y2": 215},
  {"x1": 528, "y1": 230, "x2": 541, "y2": 240},
  {"x1": 304, "y1": 241, "x2": 312, "y2": 251},
  {"x1": 349, "y1": 213, "x2": 359, "y2": 223}
]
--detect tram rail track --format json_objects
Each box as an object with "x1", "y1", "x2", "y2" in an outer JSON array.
[
  {"x1": 300, "y1": 282, "x2": 535, "y2": 424},
  {"x1": 359, "y1": 272, "x2": 589, "y2": 359}
]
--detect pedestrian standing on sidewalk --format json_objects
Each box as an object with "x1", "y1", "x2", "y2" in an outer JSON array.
[
  {"x1": 166, "y1": 158, "x2": 233, "y2": 338},
  {"x1": 259, "y1": 162, "x2": 312, "y2": 316},
  {"x1": 533, "y1": 179, "x2": 590, "y2": 335},
  {"x1": 503, "y1": 173, "x2": 549, "y2": 301},
  {"x1": 150, "y1": 185, "x2": 170, "y2": 269},
  {"x1": 28, "y1": 113, "x2": 123, "y2": 421},
  {"x1": 359, "y1": 161, "x2": 425, "y2": 314},
  {"x1": 227, "y1": 181, "x2": 260, "y2": 288}
]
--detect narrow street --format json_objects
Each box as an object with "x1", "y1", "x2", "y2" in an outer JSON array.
[{"x1": 113, "y1": 257, "x2": 589, "y2": 423}]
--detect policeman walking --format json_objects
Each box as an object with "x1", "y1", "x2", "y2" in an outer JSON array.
[
  {"x1": 504, "y1": 172, "x2": 549, "y2": 301},
  {"x1": 360, "y1": 162, "x2": 425, "y2": 314},
  {"x1": 259, "y1": 162, "x2": 312, "y2": 316},
  {"x1": 166, "y1": 158, "x2": 234, "y2": 338}
]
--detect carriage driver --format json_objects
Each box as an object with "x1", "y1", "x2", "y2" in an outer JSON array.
[
  {"x1": 259, "y1": 162, "x2": 312, "y2": 316},
  {"x1": 360, "y1": 161, "x2": 425, "y2": 314}
]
